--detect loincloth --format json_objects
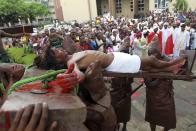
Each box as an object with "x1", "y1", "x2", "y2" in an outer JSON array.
[{"x1": 105, "y1": 52, "x2": 141, "y2": 73}]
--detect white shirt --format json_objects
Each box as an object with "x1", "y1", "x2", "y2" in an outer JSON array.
[
  {"x1": 174, "y1": 30, "x2": 190, "y2": 50},
  {"x1": 173, "y1": 27, "x2": 181, "y2": 44}
]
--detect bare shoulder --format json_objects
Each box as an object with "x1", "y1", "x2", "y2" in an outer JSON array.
[{"x1": 67, "y1": 51, "x2": 87, "y2": 66}]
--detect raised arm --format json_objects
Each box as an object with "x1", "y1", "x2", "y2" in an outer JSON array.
[{"x1": 0, "y1": 30, "x2": 28, "y2": 38}]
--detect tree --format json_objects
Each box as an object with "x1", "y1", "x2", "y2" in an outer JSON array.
[
  {"x1": 0, "y1": 0, "x2": 25, "y2": 26},
  {"x1": 23, "y1": 2, "x2": 50, "y2": 23},
  {"x1": 0, "y1": 0, "x2": 50, "y2": 26},
  {"x1": 175, "y1": 0, "x2": 189, "y2": 12},
  {"x1": 0, "y1": 0, "x2": 49, "y2": 62}
]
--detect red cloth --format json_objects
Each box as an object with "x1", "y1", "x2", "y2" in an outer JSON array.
[
  {"x1": 148, "y1": 32, "x2": 155, "y2": 44},
  {"x1": 79, "y1": 44, "x2": 92, "y2": 50},
  {"x1": 164, "y1": 34, "x2": 174, "y2": 55},
  {"x1": 158, "y1": 31, "x2": 163, "y2": 51},
  {"x1": 136, "y1": 32, "x2": 142, "y2": 38},
  {"x1": 157, "y1": 31, "x2": 173, "y2": 55},
  {"x1": 130, "y1": 34, "x2": 136, "y2": 47}
]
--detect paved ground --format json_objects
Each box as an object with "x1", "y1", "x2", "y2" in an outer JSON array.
[{"x1": 126, "y1": 63, "x2": 196, "y2": 131}]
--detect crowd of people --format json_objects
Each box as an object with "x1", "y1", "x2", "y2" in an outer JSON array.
[
  {"x1": 0, "y1": 9, "x2": 196, "y2": 131},
  {"x1": 2, "y1": 10, "x2": 195, "y2": 59}
]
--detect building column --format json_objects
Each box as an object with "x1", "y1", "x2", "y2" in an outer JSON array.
[
  {"x1": 108, "y1": 0, "x2": 111, "y2": 14},
  {"x1": 149, "y1": 0, "x2": 155, "y2": 11},
  {"x1": 144, "y1": 0, "x2": 150, "y2": 14},
  {"x1": 134, "y1": 0, "x2": 139, "y2": 17},
  {"x1": 87, "y1": 0, "x2": 92, "y2": 22},
  {"x1": 54, "y1": 0, "x2": 64, "y2": 21},
  {"x1": 108, "y1": 0, "x2": 115, "y2": 17}
]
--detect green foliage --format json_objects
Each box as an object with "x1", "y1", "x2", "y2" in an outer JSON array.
[
  {"x1": 0, "y1": 82, "x2": 5, "y2": 91},
  {"x1": 22, "y1": 2, "x2": 50, "y2": 23},
  {"x1": 0, "y1": 0, "x2": 49, "y2": 26},
  {"x1": 0, "y1": 0, "x2": 22, "y2": 25},
  {"x1": 175, "y1": 0, "x2": 189, "y2": 12},
  {"x1": 6, "y1": 47, "x2": 36, "y2": 65}
]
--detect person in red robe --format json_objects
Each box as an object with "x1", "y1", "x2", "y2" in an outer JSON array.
[
  {"x1": 148, "y1": 25, "x2": 163, "y2": 51},
  {"x1": 161, "y1": 22, "x2": 174, "y2": 56},
  {"x1": 148, "y1": 25, "x2": 159, "y2": 44}
]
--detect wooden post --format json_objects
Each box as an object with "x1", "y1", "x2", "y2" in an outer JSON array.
[{"x1": 22, "y1": 25, "x2": 25, "y2": 33}]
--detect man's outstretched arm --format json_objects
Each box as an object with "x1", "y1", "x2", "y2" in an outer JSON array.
[{"x1": 0, "y1": 30, "x2": 29, "y2": 38}]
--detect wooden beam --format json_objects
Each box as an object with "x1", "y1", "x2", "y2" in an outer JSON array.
[{"x1": 103, "y1": 71, "x2": 196, "y2": 80}]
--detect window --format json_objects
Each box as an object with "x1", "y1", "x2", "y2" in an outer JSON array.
[
  {"x1": 161, "y1": 0, "x2": 166, "y2": 8},
  {"x1": 130, "y1": 0, "x2": 134, "y2": 12},
  {"x1": 154, "y1": 0, "x2": 168, "y2": 9},
  {"x1": 154, "y1": 0, "x2": 158, "y2": 8},
  {"x1": 138, "y1": 0, "x2": 144, "y2": 11},
  {"x1": 166, "y1": 3, "x2": 168, "y2": 7},
  {"x1": 155, "y1": 4, "x2": 158, "y2": 8},
  {"x1": 116, "y1": 0, "x2": 122, "y2": 13}
]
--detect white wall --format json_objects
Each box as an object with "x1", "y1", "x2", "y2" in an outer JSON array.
[
  {"x1": 149, "y1": 0, "x2": 155, "y2": 11},
  {"x1": 186, "y1": 0, "x2": 196, "y2": 10},
  {"x1": 60, "y1": 0, "x2": 97, "y2": 22}
]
